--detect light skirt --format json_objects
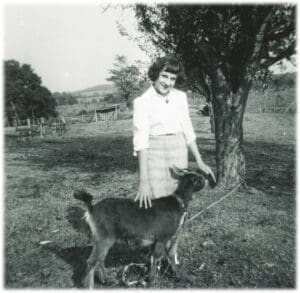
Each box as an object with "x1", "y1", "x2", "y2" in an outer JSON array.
[{"x1": 148, "y1": 133, "x2": 188, "y2": 198}]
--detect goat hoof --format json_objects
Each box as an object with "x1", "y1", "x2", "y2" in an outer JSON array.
[
  {"x1": 148, "y1": 280, "x2": 156, "y2": 288},
  {"x1": 176, "y1": 271, "x2": 192, "y2": 284},
  {"x1": 148, "y1": 277, "x2": 158, "y2": 287},
  {"x1": 83, "y1": 277, "x2": 94, "y2": 289},
  {"x1": 96, "y1": 272, "x2": 106, "y2": 284}
]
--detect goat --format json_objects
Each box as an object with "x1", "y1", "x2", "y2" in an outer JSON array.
[{"x1": 73, "y1": 166, "x2": 213, "y2": 288}]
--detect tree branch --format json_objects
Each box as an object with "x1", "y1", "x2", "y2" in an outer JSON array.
[
  {"x1": 267, "y1": 42, "x2": 296, "y2": 67},
  {"x1": 250, "y1": 10, "x2": 273, "y2": 63},
  {"x1": 267, "y1": 23, "x2": 295, "y2": 41}
]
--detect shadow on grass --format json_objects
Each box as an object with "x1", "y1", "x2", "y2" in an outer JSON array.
[
  {"x1": 5, "y1": 134, "x2": 295, "y2": 197},
  {"x1": 196, "y1": 138, "x2": 295, "y2": 197},
  {"x1": 44, "y1": 245, "x2": 91, "y2": 288},
  {"x1": 5, "y1": 135, "x2": 137, "y2": 174},
  {"x1": 45, "y1": 241, "x2": 151, "y2": 288},
  {"x1": 5, "y1": 126, "x2": 295, "y2": 289},
  {"x1": 244, "y1": 140, "x2": 295, "y2": 196},
  {"x1": 62, "y1": 204, "x2": 153, "y2": 287}
]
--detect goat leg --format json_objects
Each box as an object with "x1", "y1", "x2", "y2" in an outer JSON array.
[
  {"x1": 149, "y1": 242, "x2": 164, "y2": 286},
  {"x1": 166, "y1": 242, "x2": 192, "y2": 284},
  {"x1": 95, "y1": 238, "x2": 114, "y2": 285},
  {"x1": 166, "y1": 253, "x2": 179, "y2": 277},
  {"x1": 166, "y1": 236, "x2": 180, "y2": 277},
  {"x1": 166, "y1": 241, "x2": 192, "y2": 284},
  {"x1": 166, "y1": 254, "x2": 192, "y2": 284},
  {"x1": 85, "y1": 246, "x2": 99, "y2": 289},
  {"x1": 149, "y1": 256, "x2": 159, "y2": 286},
  {"x1": 85, "y1": 239, "x2": 113, "y2": 288},
  {"x1": 97, "y1": 262, "x2": 107, "y2": 284}
]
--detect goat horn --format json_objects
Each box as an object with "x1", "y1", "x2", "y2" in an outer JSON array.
[{"x1": 171, "y1": 165, "x2": 186, "y2": 175}]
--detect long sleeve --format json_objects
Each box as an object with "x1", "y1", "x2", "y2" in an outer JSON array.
[
  {"x1": 133, "y1": 98, "x2": 150, "y2": 155},
  {"x1": 180, "y1": 93, "x2": 196, "y2": 145}
]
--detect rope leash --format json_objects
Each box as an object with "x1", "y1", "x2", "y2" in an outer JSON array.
[
  {"x1": 184, "y1": 184, "x2": 241, "y2": 224},
  {"x1": 122, "y1": 184, "x2": 241, "y2": 287},
  {"x1": 159, "y1": 185, "x2": 241, "y2": 285}
]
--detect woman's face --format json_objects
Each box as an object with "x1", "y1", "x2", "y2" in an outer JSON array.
[{"x1": 153, "y1": 69, "x2": 177, "y2": 96}]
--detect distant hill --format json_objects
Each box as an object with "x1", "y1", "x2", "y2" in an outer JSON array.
[
  {"x1": 72, "y1": 72, "x2": 295, "y2": 97},
  {"x1": 72, "y1": 84, "x2": 116, "y2": 98}
]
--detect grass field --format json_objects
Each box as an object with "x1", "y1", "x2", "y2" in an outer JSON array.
[{"x1": 4, "y1": 109, "x2": 295, "y2": 288}]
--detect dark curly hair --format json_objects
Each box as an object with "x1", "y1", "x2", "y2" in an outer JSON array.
[{"x1": 148, "y1": 55, "x2": 182, "y2": 82}]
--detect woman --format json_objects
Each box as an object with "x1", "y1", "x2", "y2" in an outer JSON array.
[{"x1": 133, "y1": 56, "x2": 215, "y2": 209}]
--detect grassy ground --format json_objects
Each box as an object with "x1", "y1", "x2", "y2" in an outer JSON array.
[{"x1": 4, "y1": 110, "x2": 295, "y2": 288}]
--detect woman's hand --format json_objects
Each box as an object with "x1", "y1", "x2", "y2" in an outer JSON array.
[
  {"x1": 135, "y1": 180, "x2": 153, "y2": 209},
  {"x1": 197, "y1": 160, "x2": 216, "y2": 183},
  {"x1": 188, "y1": 141, "x2": 216, "y2": 183}
]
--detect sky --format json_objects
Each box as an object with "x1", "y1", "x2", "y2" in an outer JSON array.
[
  {"x1": 4, "y1": 3, "x2": 151, "y2": 92},
  {"x1": 3, "y1": 1, "x2": 297, "y2": 93}
]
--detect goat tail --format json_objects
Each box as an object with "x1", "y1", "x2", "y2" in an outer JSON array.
[{"x1": 73, "y1": 189, "x2": 93, "y2": 209}]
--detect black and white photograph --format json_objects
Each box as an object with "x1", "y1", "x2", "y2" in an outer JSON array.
[{"x1": 3, "y1": 0, "x2": 296, "y2": 289}]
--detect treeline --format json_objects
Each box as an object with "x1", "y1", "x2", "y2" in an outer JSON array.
[
  {"x1": 4, "y1": 59, "x2": 83, "y2": 126},
  {"x1": 4, "y1": 58, "x2": 295, "y2": 127},
  {"x1": 52, "y1": 92, "x2": 78, "y2": 106},
  {"x1": 252, "y1": 72, "x2": 295, "y2": 91},
  {"x1": 5, "y1": 60, "x2": 57, "y2": 126}
]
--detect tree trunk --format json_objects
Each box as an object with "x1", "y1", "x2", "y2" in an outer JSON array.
[
  {"x1": 208, "y1": 102, "x2": 215, "y2": 133},
  {"x1": 32, "y1": 108, "x2": 35, "y2": 125},
  {"x1": 9, "y1": 101, "x2": 20, "y2": 126},
  {"x1": 211, "y1": 79, "x2": 251, "y2": 189}
]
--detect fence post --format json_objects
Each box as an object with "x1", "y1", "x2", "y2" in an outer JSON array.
[{"x1": 40, "y1": 124, "x2": 43, "y2": 138}]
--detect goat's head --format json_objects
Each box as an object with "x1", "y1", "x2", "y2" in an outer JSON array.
[{"x1": 170, "y1": 165, "x2": 216, "y2": 192}]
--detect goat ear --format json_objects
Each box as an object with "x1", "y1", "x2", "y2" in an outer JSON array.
[
  {"x1": 169, "y1": 165, "x2": 185, "y2": 179},
  {"x1": 171, "y1": 165, "x2": 184, "y2": 174}
]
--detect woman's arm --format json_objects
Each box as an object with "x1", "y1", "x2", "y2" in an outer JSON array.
[
  {"x1": 189, "y1": 140, "x2": 216, "y2": 182},
  {"x1": 135, "y1": 149, "x2": 153, "y2": 209},
  {"x1": 133, "y1": 97, "x2": 152, "y2": 208},
  {"x1": 180, "y1": 93, "x2": 216, "y2": 181}
]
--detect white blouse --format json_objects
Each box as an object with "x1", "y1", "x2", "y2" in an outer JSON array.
[{"x1": 133, "y1": 86, "x2": 196, "y2": 155}]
